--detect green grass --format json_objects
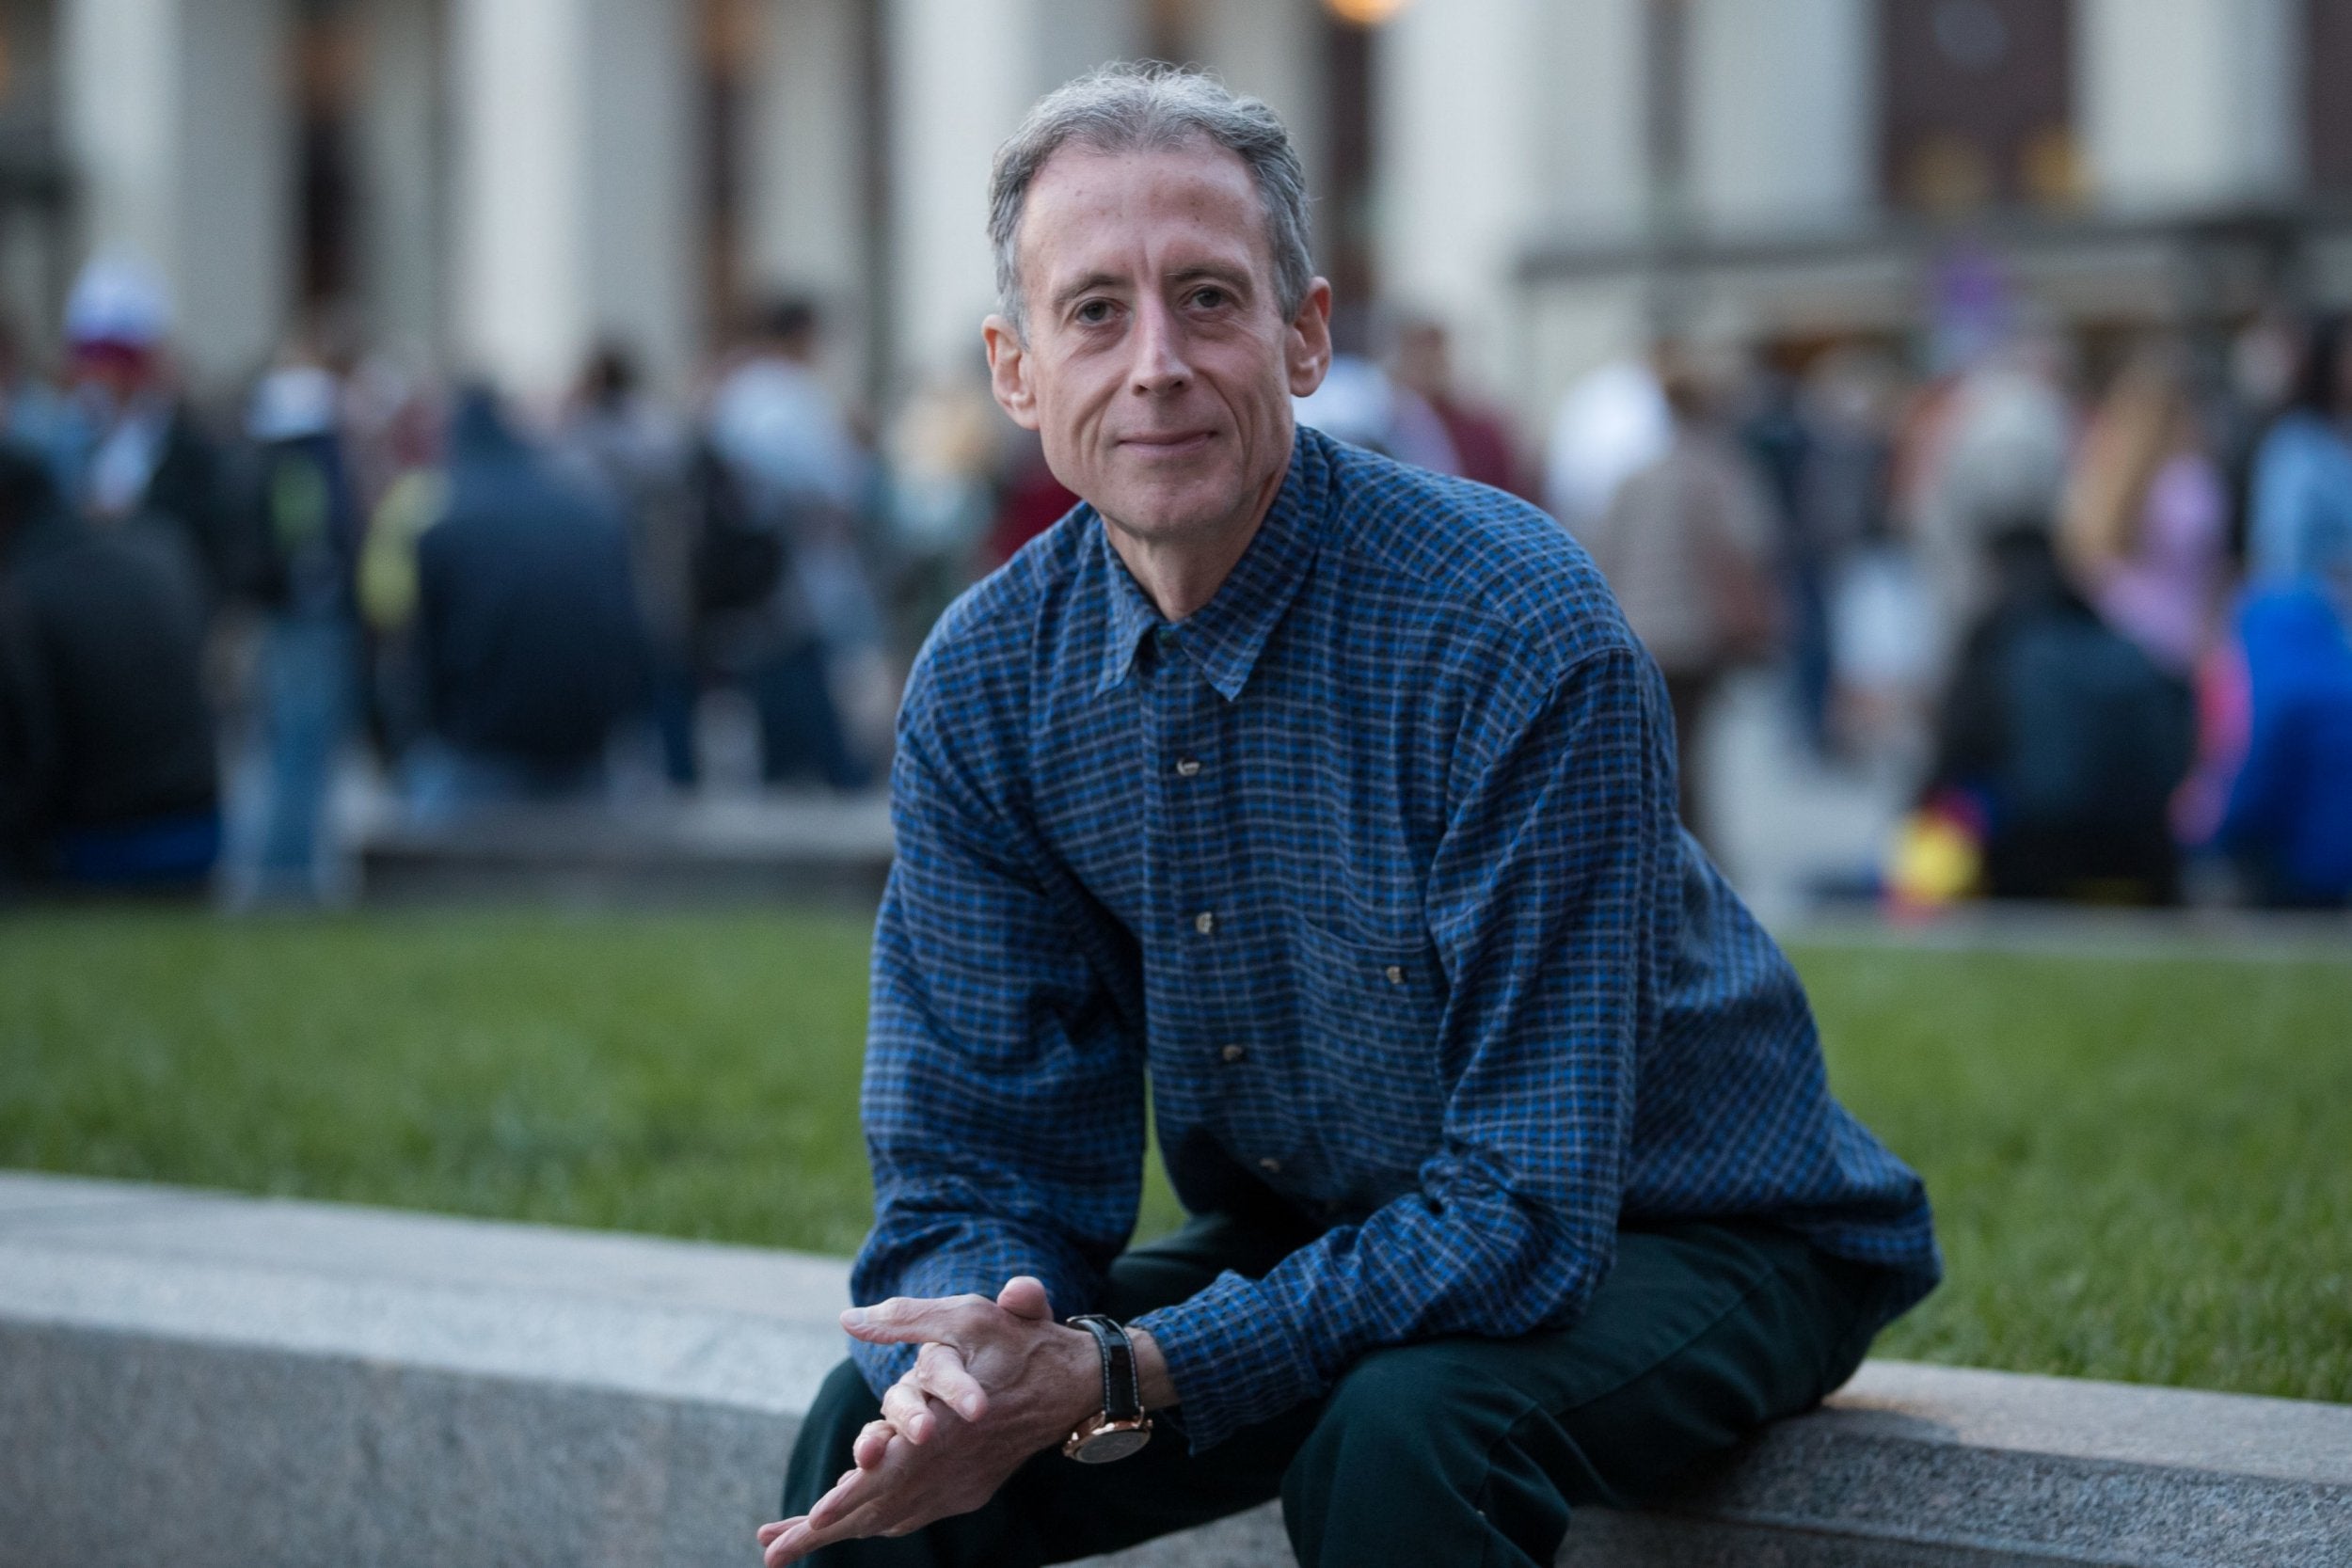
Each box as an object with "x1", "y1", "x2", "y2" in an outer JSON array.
[{"x1": 2, "y1": 908, "x2": 2346, "y2": 1402}]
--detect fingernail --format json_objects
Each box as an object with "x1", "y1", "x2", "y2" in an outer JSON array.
[
  {"x1": 840, "y1": 1307, "x2": 868, "y2": 1325},
  {"x1": 959, "y1": 1394, "x2": 984, "y2": 1420}
]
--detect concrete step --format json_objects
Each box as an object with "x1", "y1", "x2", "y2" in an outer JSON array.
[
  {"x1": 355, "y1": 792, "x2": 896, "y2": 906},
  {"x1": 2, "y1": 1171, "x2": 2345, "y2": 1567}
]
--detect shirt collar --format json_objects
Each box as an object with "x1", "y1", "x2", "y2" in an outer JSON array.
[{"x1": 1093, "y1": 428, "x2": 1327, "y2": 701}]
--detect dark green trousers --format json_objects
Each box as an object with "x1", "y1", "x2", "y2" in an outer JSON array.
[{"x1": 782, "y1": 1214, "x2": 1883, "y2": 1567}]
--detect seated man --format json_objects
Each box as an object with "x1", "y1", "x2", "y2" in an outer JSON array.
[
  {"x1": 763, "y1": 66, "x2": 1939, "y2": 1568},
  {"x1": 402, "y1": 388, "x2": 647, "y2": 821},
  {"x1": 0, "y1": 442, "x2": 220, "y2": 890}
]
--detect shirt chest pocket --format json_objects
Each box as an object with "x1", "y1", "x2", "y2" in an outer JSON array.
[{"x1": 1290, "y1": 915, "x2": 1446, "y2": 1177}]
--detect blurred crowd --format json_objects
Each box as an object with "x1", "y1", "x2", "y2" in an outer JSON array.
[
  {"x1": 0, "y1": 256, "x2": 1081, "y2": 905},
  {"x1": 3, "y1": 251, "x2": 2350, "y2": 913},
  {"x1": 1529, "y1": 310, "x2": 2352, "y2": 915}
]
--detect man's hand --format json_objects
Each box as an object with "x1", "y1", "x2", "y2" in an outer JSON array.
[{"x1": 755, "y1": 1277, "x2": 1102, "y2": 1565}]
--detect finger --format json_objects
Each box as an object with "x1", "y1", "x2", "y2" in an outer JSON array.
[
  {"x1": 840, "y1": 1292, "x2": 992, "y2": 1346},
  {"x1": 914, "y1": 1341, "x2": 989, "y2": 1422},
  {"x1": 881, "y1": 1378, "x2": 937, "y2": 1444},
  {"x1": 760, "y1": 1515, "x2": 810, "y2": 1566},
  {"x1": 808, "y1": 1461, "x2": 868, "y2": 1526},
  {"x1": 768, "y1": 1493, "x2": 895, "y2": 1567},
  {"x1": 851, "y1": 1418, "x2": 895, "y2": 1470},
  {"x1": 997, "y1": 1275, "x2": 1053, "y2": 1322}
]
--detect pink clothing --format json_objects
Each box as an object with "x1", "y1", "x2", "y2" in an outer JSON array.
[{"x1": 2092, "y1": 453, "x2": 2227, "y2": 678}]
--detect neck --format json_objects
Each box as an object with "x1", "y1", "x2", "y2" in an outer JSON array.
[{"x1": 1101, "y1": 452, "x2": 1290, "y2": 622}]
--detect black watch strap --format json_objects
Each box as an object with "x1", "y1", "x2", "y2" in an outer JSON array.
[{"x1": 1065, "y1": 1314, "x2": 1144, "y2": 1422}]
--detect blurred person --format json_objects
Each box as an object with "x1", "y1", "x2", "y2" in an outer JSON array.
[
  {"x1": 2247, "y1": 313, "x2": 2352, "y2": 586},
  {"x1": 560, "y1": 342, "x2": 698, "y2": 785},
  {"x1": 1570, "y1": 362, "x2": 1780, "y2": 848},
  {"x1": 984, "y1": 424, "x2": 1080, "y2": 569},
  {"x1": 230, "y1": 354, "x2": 366, "y2": 905},
  {"x1": 2056, "y1": 346, "x2": 2229, "y2": 682},
  {"x1": 56, "y1": 253, "x2": 237, "y2": 605},
  {"x1": 1293, "y1": 305, "x2": 1458, "y2": 472},
  {"x1": 1796, "y1": 350, "x2": 1904, "y2": 758},
  {"x1": 2214, "y1": 307, "x2": 2300, "y2": 563},
  {"x1": 1899, "y1": 333, "x2": 2076, "y2": 677},
  {"x1": 401, "y1": 387, "x2": 646, "y2": 822},
  {"x1": 1737, "y1": 361, "x2": 1825, "y2": 754},
  {"x1": 2198, "y1": 581, "x2": 2352, "y2": 909},
  {"x1": 705, "y1": 297, "x2": 877, "y2": 790},
  {"x1": 885, "y1": 363, "x2": 1002, "y2": 639},
  {"x1": 1391, "y1": 315, "x2": 1524, "y2": 496},
  {"x1": 0, "y1": 316, "x2": 81, "y2": 502},
  {"x1": 1291, "y1": 354, "x2": 1457, "y2": 470},
  {"x1": 0, "y1": 440, "x2": 219, "y2": 888},
  {"x1": 1542, "y1": 356, "x2": 1671, "y2": 531},
  {"x1": 765, "y1": 64, "x2": 1934, "y2": 1568},
  {"x1": 352, "y1": 374, "x2": 447, "y2": 762},
  {"x1": 1923, "y1": 522, "x2": 2192, "y2": 905}
]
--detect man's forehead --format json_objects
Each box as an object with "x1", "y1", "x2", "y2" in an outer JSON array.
[{"x1": 1019, "y1": 140, "x2": 1268, "y2": 280}]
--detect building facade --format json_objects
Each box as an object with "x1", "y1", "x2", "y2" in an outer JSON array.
[{"x1": 0, "y1": 0, "x2": 2346, "y2": 420}]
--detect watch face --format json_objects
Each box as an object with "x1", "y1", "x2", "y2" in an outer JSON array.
[{"x1": 1073, "y1": 1425, "x2": 1152, "y2": 1465}]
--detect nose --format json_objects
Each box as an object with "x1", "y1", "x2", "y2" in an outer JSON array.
[{"x1": 1127, "y1": 293, "x2": 1192, "y2": 396}]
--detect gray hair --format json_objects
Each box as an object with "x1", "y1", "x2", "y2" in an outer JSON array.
[{"x1": 988, "y1": 63, "x2": 1314, "y2": 341}]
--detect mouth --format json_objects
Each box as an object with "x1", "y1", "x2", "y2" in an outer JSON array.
[{"x1": 1118, "y1": 430, "x2": 1216, "y2": 457}]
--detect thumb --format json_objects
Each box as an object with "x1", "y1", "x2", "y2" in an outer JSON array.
[{"x1": 997, "y1": 1275, "x2": 1053, "y2": 1323}]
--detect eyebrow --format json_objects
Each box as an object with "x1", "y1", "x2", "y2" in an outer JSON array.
[
  {"x1": 1166, "y1": 262, "x2": 1251, "y2": 293},
  {"x1": 1050, "y1": 272, "x2": 1123, "y2": 314},
  {"x1": 1050, "y1": 261, "x2": 1253, "y2": 315}
]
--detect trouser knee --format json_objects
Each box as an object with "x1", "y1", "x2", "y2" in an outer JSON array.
[{"x1": 1281, "y1": 1347, "x2": 1566, "y2": 1568}]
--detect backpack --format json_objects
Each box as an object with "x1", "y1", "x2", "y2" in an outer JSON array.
[{"x1": 690, "y1": 440, "x2": 787, "y2": 615}]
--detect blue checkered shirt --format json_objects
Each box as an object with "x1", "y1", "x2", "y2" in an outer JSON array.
[{"x1": 850, "y1": 427, "x2": 1939, "y2": 1450}]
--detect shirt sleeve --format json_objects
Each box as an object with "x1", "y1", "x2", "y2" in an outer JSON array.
[
  {"x1": 848, "y1": 663, "x2": 1148, "y2": 1399},
  {"x1": 1130, "y1": 644, "x2": 1681, "y2": 1449}
]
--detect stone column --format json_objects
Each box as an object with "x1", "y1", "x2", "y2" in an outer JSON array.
[
  {"x1": 1378, "y1": 0, "x2": 1648, "y2": 415},
  {"x1": 745, "y1": 0, "x2": 866, "y2": 306},
  {"x1": 882, "y1": 0, "x2": 1137, "y2": 385},
  {"x1": 59, "y1": 0, "x2": 296, "y2": 388},
  {"x1": 1687, "y1": 0, "x2": 1873, "y2": 233},
  {"x1": 2077, "y1": 0, "x2": 2299, "y2": 211},
  {"x1": 1191, "y1": 0, "x2": 1325, "y2": 251},
  {"x1": 353, "y1": 0, "x2": 446, "y2": 359},
  {"x1": 449, "y1": 0, "x2": 700, "y2": 403}
]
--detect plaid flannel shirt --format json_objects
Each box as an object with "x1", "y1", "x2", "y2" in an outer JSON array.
[{"x1": 849, "y1": 426, "x2": 1939, "y2": 1450}]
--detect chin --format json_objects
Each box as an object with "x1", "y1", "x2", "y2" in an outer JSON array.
[{"x1": 1100, "y1": 486, "x2": 1233, "y2": 545}]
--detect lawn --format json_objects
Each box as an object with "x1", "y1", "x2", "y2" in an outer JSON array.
[{"x1": 2, "y1": 907, "x2": 2346, "y2": 1403}]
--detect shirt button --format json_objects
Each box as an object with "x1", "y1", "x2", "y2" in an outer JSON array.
[
  {"x1": 1194, "y1": 911, "x2": 1216, "y2": 936},
  {"x1": 1220, "y1": 1043, "x2": 1248, "y2": 1064},
  {"x1": 1385, "y1": 964, "x2": 1406, "y2": 984},
  {"x1": 1175, "y1": 755, "x2": 1201, "y2": 778},
  {"x1": 1258, "y1": 1157, "x2": 1281, "y2": 1175}
]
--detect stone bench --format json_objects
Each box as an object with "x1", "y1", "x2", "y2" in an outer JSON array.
[
  {"x1": 356, "y1": 793, "x2": 896, "y2": 906},
  {"x1": 2, "y1": 1170, "x2": 2345, "y2": 1567}
]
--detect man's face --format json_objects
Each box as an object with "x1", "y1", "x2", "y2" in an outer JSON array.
[{"x1": 985, "y1": 141, "x2": 1329, "y2": 552}]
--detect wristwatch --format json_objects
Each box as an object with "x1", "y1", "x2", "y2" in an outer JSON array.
[{"x1": 1060, "y1": 1314, "x2": 1153, "y2": 1463}]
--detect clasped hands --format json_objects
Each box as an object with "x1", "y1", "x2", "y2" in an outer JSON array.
[{"x1": 758, "y1": 1276, "x2": 1125, "y2": 1565}]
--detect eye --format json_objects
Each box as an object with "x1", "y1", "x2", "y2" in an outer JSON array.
[
  {"x1": 1190, "y1": 285, "x2": 1231, "y2": 309},
  {"x1": 1074, "y1": 298, "x2": 1117, "y2": 326}
]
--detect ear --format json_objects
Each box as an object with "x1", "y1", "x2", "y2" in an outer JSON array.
[
  {"x1": 984, "y1": 315, "x2": 1041, "y2": 431},
  {"x1": 1284, "y1": 277, "x2": 1334, "y2": 399}
]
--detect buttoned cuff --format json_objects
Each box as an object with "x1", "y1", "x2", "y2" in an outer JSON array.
[{"x1": 1129, "y1": 1271, "x2": 1324, "y2": 1452}]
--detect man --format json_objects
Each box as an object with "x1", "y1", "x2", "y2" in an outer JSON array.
[
  {"x1": 764, "y1": 66, "x2": 1938, "y2": 1568},
  {"x1": 55, "y1": 254, "x2": 236, "y2": 605},
  {"x1": 704, "y1": 296, "x2": 878, "y2": 791},
  {"x1": 0, "y1": 441, "x2": 220, "y2": 889},
  {"x1": 401, "y1": 388, "x2": 647, "y2": 820}
]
